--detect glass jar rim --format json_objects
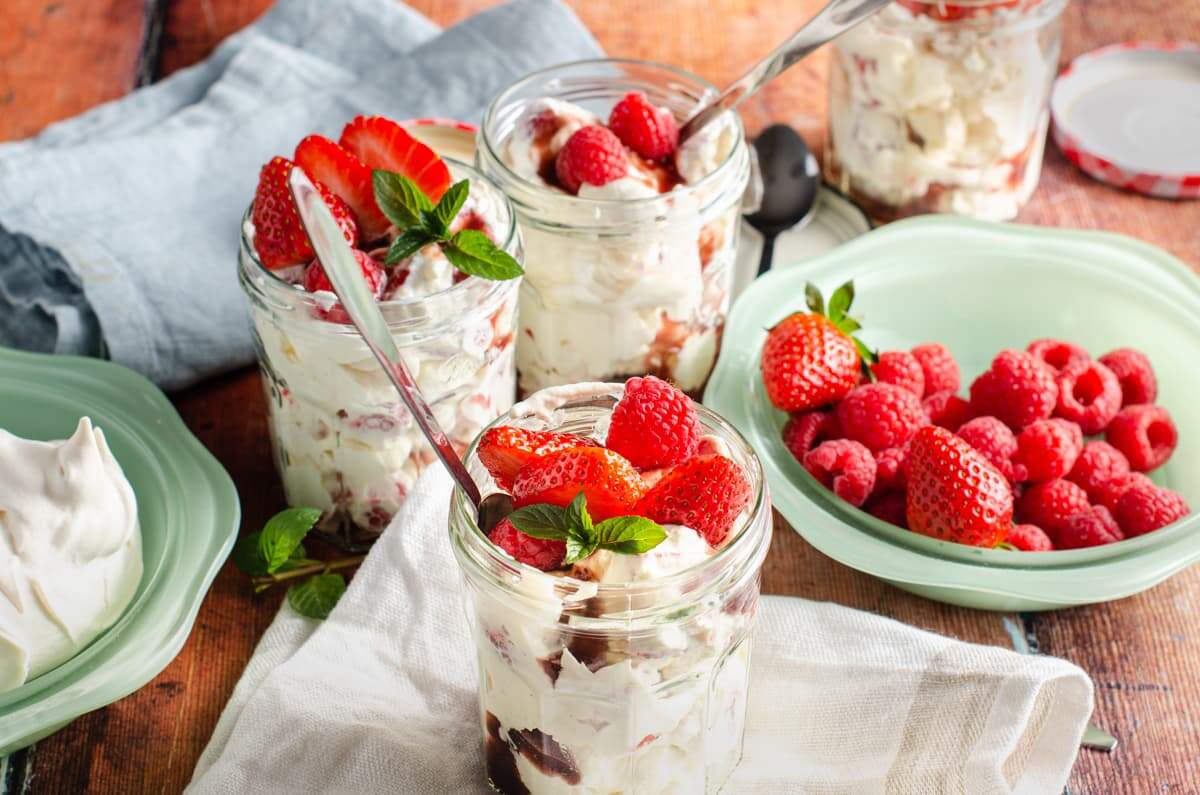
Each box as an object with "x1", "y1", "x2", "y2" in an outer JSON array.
[
  {"x1": 882, "y1": 0, "x2": 1070, "y2": 25},
  {"x1": 479, "y1": 58, "x2": 747, "y2": 209},
  {"x1": 239, "y1": 156, "x2": 520, "y2": 312},
  {"x1": 449, "y1": 389, "x2": 771, "y2": 607}
]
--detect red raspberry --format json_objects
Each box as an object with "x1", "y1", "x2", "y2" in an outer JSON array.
[
  {"x1": 489, "y1": 518, "x2": 565, "y2": 570},
  {"x1": 1095, "y1": 472, "x2": 1154, "y2": 514},
  {"x1": 922, "y1": 391, "x2": 973, "y2": 432},
  {"x1": 874, "y1": 446, "x2": 908, "y2": 493},
  {"x1": 804, "y1": 440, "x2": 876, "y2": 507},
  {"x1": 1055, "y1": 359, "x2": 1122, "y2": 434},
  {"x1": 605, "y1": 376, "x2": 699, "y2": 468},
  {"x1": 956, "y1": 416, "x2": 1018, "y2": 482},
  {"x1": 607, "y1": 91, "x2": 679, "y2": 160},
  {"x1": 969, "y1": 349, "x2": 1058, "y2": 431},
  {"x1": 1012, "y1": 419, "x2": 1083, "y2": 483},
  {"x1": 1026, "y1": 338, "x2": 1090, "y2": 374},
  {"x1": 1105, "y1": 404, "x2": 1178, "y2": 471},
  {"x1": 781, "y1": 410, "x2": 842, "y2": 463},
  {"x1": 836, "y1": 383, "x2": 927, "y2": 452},
  {"x1": 870, "y1": 351, "x2": 925, "y2": 397},
  {"x1": 1017, "y1": 479, "x2": 1090, "y2": 535},
  {"x1": 1066, "y1": 441, "x2": 1131, "y2": 503},
  {"x1": 1007, "y1": 523, "x2": 1054, "y2": 551},
  {"x1": 1098, "y1": 348, "x2": 1157, "y2": 406},
  {"x1": 1114, "y1": 482, "x2": 1190, "y2": 537},
  {"x1": 554, "y1": 125, "x2": 628, "y2": 194},
  {"x1": 865, "y1": 490, "x2": 907, "y2": 528},
  {"x1": 1055, "y1": 506, "x2": 1124, "y2": 549},
  {"x1": 911, "y1": 343, "x2": 960, "y2": 394}
]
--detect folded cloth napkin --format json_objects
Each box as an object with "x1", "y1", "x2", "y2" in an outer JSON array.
[
  {"x1": 0, "y1": 0, "x2": 602, "y2": 390},
  {"x1": 189, "y1": 468, "x2": 1093, "y2": 794}
]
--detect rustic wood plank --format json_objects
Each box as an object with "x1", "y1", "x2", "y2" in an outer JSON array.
[
  {"x1": 0, "y1": 1, "x2": 149, "y2": 141},
  {"x1": 3, "y1": 0, "x2": 1199, "y2": 792}
]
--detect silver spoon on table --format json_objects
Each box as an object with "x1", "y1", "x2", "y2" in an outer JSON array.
[
  {"x1": 288, "y1": 169, "x2": 512, "y2": 532},
  {"x1": 678, "y1": 0, "x2": 892, "y2": 144}
]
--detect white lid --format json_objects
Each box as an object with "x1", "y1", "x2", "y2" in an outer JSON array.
[{"x1": 1051, "y1": 42, "x2": 1200, "y2": 198}]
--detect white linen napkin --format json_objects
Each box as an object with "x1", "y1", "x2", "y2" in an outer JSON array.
[{"x1": 189, "y1": 468, "x2": 1093, "y2": 794}]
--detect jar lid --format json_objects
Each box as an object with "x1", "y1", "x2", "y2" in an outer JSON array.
[{"x1": 1051, "y1": 42, "x2": 1200, "y2": 199}]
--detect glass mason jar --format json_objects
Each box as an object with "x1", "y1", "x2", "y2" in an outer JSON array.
[
  {"x1": 826, "y1": 0, "x2": 1069, "y2": 222},
  {"x1": 450, "y1": 386, "x2": 772, "y2": 794},
  {"x1": 477, "y1": 60, "x2": 754, "y2": 399},
  {"x1": 239, "y1": 160, "x2": 522, "y2": 549}
]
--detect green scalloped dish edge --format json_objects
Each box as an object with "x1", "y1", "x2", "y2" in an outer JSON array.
[
  {"x1": 0, "y1": 347, "x2": 239, "y2": 754},
  {"x1": 705, "y1": 216, "x2": 1200, "y2": 610}
]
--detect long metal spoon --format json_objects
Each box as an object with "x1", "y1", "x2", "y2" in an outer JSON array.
[
  {"x1": 288, "y1": 168, "x2": 483, "y2": 511},
  {"x1": 678, "y1": 0, "x2": 891, "y2": 143}
]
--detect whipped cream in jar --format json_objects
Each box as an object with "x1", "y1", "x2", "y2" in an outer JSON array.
[
  {"x1": 477, "y1": 60, "x2": 753, "y2": 398},
  {"x1": 450, "y1": 387, "x2": 771, "y2": 794},
  {"x1": 239, "y1": 160, "x2": 522, "y2": 549},
  {"x1": 827, "y1": 0, "x2": 1069, "y2": 222}
]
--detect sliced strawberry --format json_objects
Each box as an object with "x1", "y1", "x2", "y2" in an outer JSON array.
[
  {"x1": 295, "y1": 135, "x2": 391, "y2": 241},
  {"x1": 302, "y1": 250, "x2": 386, "y2": 323},
  {"x1": 339, "y1": 115, "x2": 451, "y2": 202},
  {"x1": 477, "y1": 427, "x2": 598, "y2": 491},
  {"x1": 251, "y1": 156, "x2": 358, "y2": 270},
  {"x1": 511, "y1": 447, "x2": 644, "y2": 521},
  {"x1": 636, "y1": 454, "x2": 752, "y2": 546}
]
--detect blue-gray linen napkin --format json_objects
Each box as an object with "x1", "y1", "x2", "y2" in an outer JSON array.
[{"x1": 0, "y1": 0, "x2": 602, "y2": 390}]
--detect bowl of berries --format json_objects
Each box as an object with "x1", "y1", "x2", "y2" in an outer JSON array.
[{"x1": 706, "y1": 215, "x2": 1200, "y2": 610}]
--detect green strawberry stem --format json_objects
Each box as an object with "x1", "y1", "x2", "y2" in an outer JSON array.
[{"x1": 806, "y1": 280, "x2": 878, "y2": 378}]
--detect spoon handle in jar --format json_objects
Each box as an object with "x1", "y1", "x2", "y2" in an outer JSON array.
[
  {"x1": 287, "y1": 168, "x2": 483, "y2": 510},
  {"x1": 679, "y1": 0, "x2": 891, "y2": 142}
]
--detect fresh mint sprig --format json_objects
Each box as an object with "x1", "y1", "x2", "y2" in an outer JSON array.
[
  {"x1": 507, "y1": 493, "x2": 668, "y2": 565},
  {"x1": 372, "y1": 170, "x2": 523, "y2": 281},
  {"x1": 232, "y1": 506, "x2": 362, "y2": 619}
]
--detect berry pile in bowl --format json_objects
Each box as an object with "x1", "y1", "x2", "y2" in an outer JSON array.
[
  {"x1": 764, "y1": 283, "x2": 1188, "y2": 554},
  {"x1": 705, "y1": 216, "x2": 1200, "y2": 610}
]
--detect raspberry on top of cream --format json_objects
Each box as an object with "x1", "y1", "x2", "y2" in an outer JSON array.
[{"x1": 0, "y1": 418, "x2": 142, "y2": 693}]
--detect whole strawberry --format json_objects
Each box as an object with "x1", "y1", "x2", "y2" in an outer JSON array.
[
  {"x1": 605, "y1": 375, "x2": 699, "y2": 468},
  {"x1": 906, "y1": 426, "x2": 1013, "y2": 548},
  {"x1": 761, "y1": 281, "x2": 875, "y2": 413}
]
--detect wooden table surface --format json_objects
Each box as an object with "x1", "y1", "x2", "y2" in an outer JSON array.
[{"x1": 2, "y1": 1, "x2": 1199, "y2": 793}]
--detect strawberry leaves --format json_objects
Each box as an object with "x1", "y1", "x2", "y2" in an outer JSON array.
[
  {"x1": 807, "y1": 279, "x2": 878, "y2": 374},
  {"x1": 373, "y1": 170, "x2": 523, "y2": 280},
  {"x1": 508, "y1": 493, "x2": 667, "y2": 564}
]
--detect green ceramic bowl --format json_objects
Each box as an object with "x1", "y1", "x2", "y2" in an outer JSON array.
[
  {"x1": 706, "y1": 216, "x2": 1200, "y2": 611},
  {"x1": 0, "y1": 347, "x2": 239, "y2": 754}
]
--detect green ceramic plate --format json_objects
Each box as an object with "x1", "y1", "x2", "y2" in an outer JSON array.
[
  {"x1": 0, "y1": 347, "x2": 239, "y2": 754},
  {"x1": 706, "y1": 216, "x2": 1200, "y2": 611}
]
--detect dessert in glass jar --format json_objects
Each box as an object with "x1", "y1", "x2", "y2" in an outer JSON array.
[
  {"x1": 239, "y1": 115, "x2": 523, "y2": 548},
  {"x1": 827, "y1": 0, "x2": 1069, "y2": 221},
  {"x1": 450, "y1": 376, "x2": 771, "y2": 794},
  {"x1": 477, "y1": 60, "x2": 753, "y2": 398}
]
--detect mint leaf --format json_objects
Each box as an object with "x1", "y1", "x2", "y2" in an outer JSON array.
[
  {"x1": 563, "y1": 536, "x2": 597, "y2": 565},
  {"x1": 258, "y1": 507, "x2": 321, "y2": 574},
  {"x1": 386, "y1": 227, "x2": 434, "y2": 264},
  {"x1": 232, "y1": 532, "x2": 268, "y2": 577},
  {"x1": 804, "y1": 282, "x2": 824, "y2": 315},
  {"x1": 287, "y1": 573, "x2": 346, "y2": 619},
  {"x1": 442, "y1": 230, "x2": 524, "y2": 280},
  {"x1": 828, "y1": 281, "x2": 854, "y2": 323},
  {"x1": 275, "y1": 543, "x2": 318, "y2": 573},
  {"x1": 595, "y1": 516, "x2": 668, "y2": 554},
  {"x1": 373, "y1": 170, "x2": 433, "y2": 229},
  {"x1": 563, "y1": 492, "x2": 594, "y2": 540},
  {"x1": 508, "y1": 503, "x2": 571, "y2": 540},
  {"x1": 428, "y1": 179, "x2": 469, "y2": 235}
]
